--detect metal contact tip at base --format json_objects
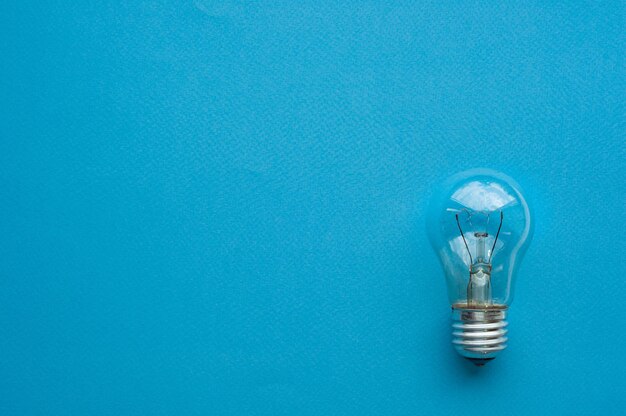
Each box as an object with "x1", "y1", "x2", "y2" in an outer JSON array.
[
  {"x1": 466, "y1": 357, "x2": 495, "y2": 366},
  {"x1": 451, "y1": 306, "x2": 508, "y2": 364}
]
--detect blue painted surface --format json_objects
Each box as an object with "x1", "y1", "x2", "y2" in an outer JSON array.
[{"x1": 1, "y1": 2, "x2": 625, "y2": 415}]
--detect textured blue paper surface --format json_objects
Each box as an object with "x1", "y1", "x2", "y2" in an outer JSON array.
[{"x1": 1, "y1": 2, "x2": 625, "y2": 415}]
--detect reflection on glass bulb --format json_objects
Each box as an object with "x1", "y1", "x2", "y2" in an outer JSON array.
[{"x1": 428, "y1": 169, "x2": 533, "y2": 365}]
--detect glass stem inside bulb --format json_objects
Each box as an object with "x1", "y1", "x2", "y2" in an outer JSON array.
[
  {"x1": 467, "y1": 232, "x2": 492, "y2": 307},
  {"x1": 467, "y1": 269, "x2": 491, "y2": 307}
]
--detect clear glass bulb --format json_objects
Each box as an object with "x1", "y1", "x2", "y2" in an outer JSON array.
[{"x1": 427, "y1": 169, "x2": 533, "y2": 365}]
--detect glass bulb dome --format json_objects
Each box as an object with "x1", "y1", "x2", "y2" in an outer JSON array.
[{"x1": 428, "y1": 169, "x2": 533, "y2": 308}]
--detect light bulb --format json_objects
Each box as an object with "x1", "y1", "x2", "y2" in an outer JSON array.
[{"x1": 427, "y1": 169, "x2": 533, "y2": 366}]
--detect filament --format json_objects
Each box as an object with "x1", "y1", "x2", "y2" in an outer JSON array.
[
  {"x1": 488, "y1": 211, "x2": 504, "y2": 263},
  {"x1": 455, "y1": 213, "x2": 473, "y2": 266}
]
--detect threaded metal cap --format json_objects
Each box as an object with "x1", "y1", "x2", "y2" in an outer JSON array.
[{"x1": 451, "y1": 306, "x2": 508, "y2": 365}]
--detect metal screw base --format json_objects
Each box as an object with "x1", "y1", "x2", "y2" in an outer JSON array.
[{"x1": 451, "y1": 305, "x2": 508, "y2": 365}]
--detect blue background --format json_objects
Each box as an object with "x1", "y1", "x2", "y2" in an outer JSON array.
[{"x1": 1, "y1": 1, "x2": 625, "y2": 415}]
